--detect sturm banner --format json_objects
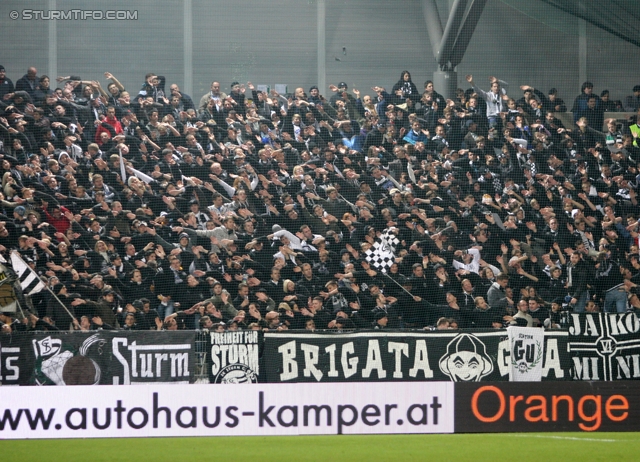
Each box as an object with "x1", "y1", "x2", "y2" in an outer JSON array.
[
  {"x1": 207, "y1": 331, "x2": 261, "y2": 384},
  {"x1": 263, "y1": 331, "x2": 570, "y2": 383},
  {"x1": 568, "y1": 312, "x2": 640, "y2": 381},
  {"x1": 0, "y1": 331, "x2": 196, "y2": 386}
]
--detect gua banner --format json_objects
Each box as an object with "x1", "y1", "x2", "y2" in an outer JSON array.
[
  {"x1": 1, "y1": 331, "x2": 196, "y2": 385},
  {"x1": 508, "y1": 326, "x2": 545, "y2": 382},
  {"x1": 263, "y1": 330, "x2": 569, "y2": 383}
]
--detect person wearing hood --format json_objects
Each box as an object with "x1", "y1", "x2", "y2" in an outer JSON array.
[{"x1": 391, "y1": 70, "x2": 420, "y2": 104}]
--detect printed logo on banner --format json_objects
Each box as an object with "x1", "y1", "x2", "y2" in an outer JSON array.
[
  {"x1": 213, "y1": 364, "x2": 258, "y2": 384},
  {"x1": 14, "y1": 332, "x2": 196, "y2": 386},
  {"x1": 507, "y1": 327, "x2": 545, "y2": 381},
  {"x1": 32, "y1": 334, "x2": 104, "y2": 386},
  {"x1": 438, "y1": 334, "x2": 494, "y2": 382},
  {"x1": 569, "y1": 313, "x2": 640, "y2": 381},
  {"x1": 511, "y1": 339, "x2": 543, "y2": 374},
  {"x1": 210, "y1": 331, "x2": 260, "y2": 383}
]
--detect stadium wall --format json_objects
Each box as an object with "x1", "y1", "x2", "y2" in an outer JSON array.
[{"x1": 1, "y1": 0, "x2": 639, "y2": 102}]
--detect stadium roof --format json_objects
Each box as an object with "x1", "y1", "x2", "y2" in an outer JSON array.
[{"x1": 540, "y1": 0, "x2": 640, "y2": 48}]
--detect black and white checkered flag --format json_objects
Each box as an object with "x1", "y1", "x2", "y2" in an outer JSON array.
[{"x1": 365, "y1": 229, "x2": 400, "y2": 273}]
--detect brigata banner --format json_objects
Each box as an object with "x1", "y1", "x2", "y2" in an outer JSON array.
[
  {"x1": 568, "y1": 312, "x2": 640, "y2": 381},
  {"x1": 0, "y1": 331, "x2": 196, "y2": 386},
  {"x1": 455, "y1": 381, "x2": 640, "y2": 432},
  {"x1": 263, "y1": 331, "x2": 570, "y2": 383},
  {"x1": 0, "y1": 382, "x2": 454, "y2": 438},
  {"x1": 207, "y1": 330, "x2": 262, "y2": 384}
]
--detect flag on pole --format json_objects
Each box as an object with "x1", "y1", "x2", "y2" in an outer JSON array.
[
  {"x1": 0, "y1": 261, "x2": 18, "y2": 312},
  {"x1": 10, "y1": 251, "x2": 46, "y2": 296},
  {"x1": 119, "y1": 148, "x2": 127, "y2": 183},
  {"x1": 364, "y1": 228, "x2": 400, "y2": 273},
  {"x1": 128, "y1": 167, "x2": 154, "y2": 184}
]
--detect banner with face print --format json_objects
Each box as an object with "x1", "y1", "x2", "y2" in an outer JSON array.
[{"x1": 263, "y1": 330, "x2": 570, "y2": 383}]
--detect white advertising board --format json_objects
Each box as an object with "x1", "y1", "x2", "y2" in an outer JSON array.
[{"x1": 0, "y1": 382, "x2": 454, "y2": 439}]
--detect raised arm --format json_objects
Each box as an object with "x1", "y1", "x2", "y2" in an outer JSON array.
[{"x1": 104, "y1": 72, "x2": 125, "y2": 91}]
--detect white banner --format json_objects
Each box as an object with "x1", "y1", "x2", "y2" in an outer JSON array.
[
  {"x1": 0, "y1": 382, "x2": 454, "y2": 439},
  {"x1": 508, "y1": 327, "x2": 545, "y2": 382}
]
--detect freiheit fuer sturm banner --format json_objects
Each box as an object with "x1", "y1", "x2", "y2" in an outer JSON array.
[
  {"x1": 0, "y1": 331, "x2": 196, "y2": 386},
  {"x1": 207, "y1": 330, "x2": 261, "y2": 384},
  {"x1": 262, "y1": 331, "x2": 570, "y2": 383}
]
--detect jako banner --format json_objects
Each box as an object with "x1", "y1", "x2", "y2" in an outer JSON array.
[{"x1": 568, "y1": 312, "x2": 640, "y2": 381}]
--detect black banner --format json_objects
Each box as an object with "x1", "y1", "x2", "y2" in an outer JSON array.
[
  {"x1": 0, "y1": 331, "x2": 196, "y2": 385},
  {"x1": 263, "y1": 331, "x2": 570, "y2": 383},
  {"x1": 207, "y1": 330, "x2": 262, "y2": 383},
  {"x1": 455, "y1": 381, "x2": 640, "y2": 432},
  {"x1": 568, "y1": 313, "x2": 640, "y2": 381}
]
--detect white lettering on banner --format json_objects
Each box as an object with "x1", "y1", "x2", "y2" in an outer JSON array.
[
  {"x1": 325, "y1": 344, "x2": 339, "y2": 377},
  {"x1": 568, "y1": 313, "x2": 640, "y2": 381},
  {"x1": 0, "y1": 382, "x2": 454, "y2": 438},
  {"x1": 508, "y1": 327, "x2": 545, "y2": 382},
  {"x1": 341, "y1": 342, "x2": 358, "y2": 378},
  {"x1": 572, "y1": 357, "x2": 600, "y2": 380},
  {"x1": 210, "y1": 332, "x2": 259, "y2": 384},
  {"x1": 541, "y1": 339, "x2": 564, "y2": 379},
  {"x1": 608, "y1": 313, "x2": 640, "y2": 336},
  {"x1": 500, "y1": 337, "x2": 565, "y2": 379},
  {"x1": 361, "y1": 340, "x2": 386, "y2": 379},
  {"x1": 301, "y1": 344, "x2": 322, "y2": 381},
  {"x1": 497, "y1": 339, "x2": 510, "y2": 377},
  {"x1": 1, "y1": 347, "x2": 20, "y2": 383},
  {"x1": 408, "y1": 340, "x2": 433, "y2": 378},
  {"x1": 111, "y1": 338, "x2": 191, "y2": 385},
  {"x1": 567, "y1": 312, "x2": 639, "y2": 337},
  {"x1": 615, "y1": 354, "x2": 640, "y2": 379},
  {"x1": 569, "y1": 314, "x2": 601, "y2": 336},
  {"x1": 276, "y1": 339, "x2": 439, "y2": 381},
  {"x1": 388, "y1": 342, "x2": 409, "y2": 379},
  {"x1": 278, "y1": 341, "x2": 298, "y2": 381}
]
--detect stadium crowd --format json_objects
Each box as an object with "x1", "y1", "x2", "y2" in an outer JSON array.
[{"x1": 0, "y1": 65, "x2": 639, "y2": 334}]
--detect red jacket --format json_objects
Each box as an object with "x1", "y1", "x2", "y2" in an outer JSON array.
[
  {"x1": 95, "y1": 116, "x2": 123, "y2": 144},
  {"x1": 42, "y1": 206, "x2": 71, "y2": 233}
]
